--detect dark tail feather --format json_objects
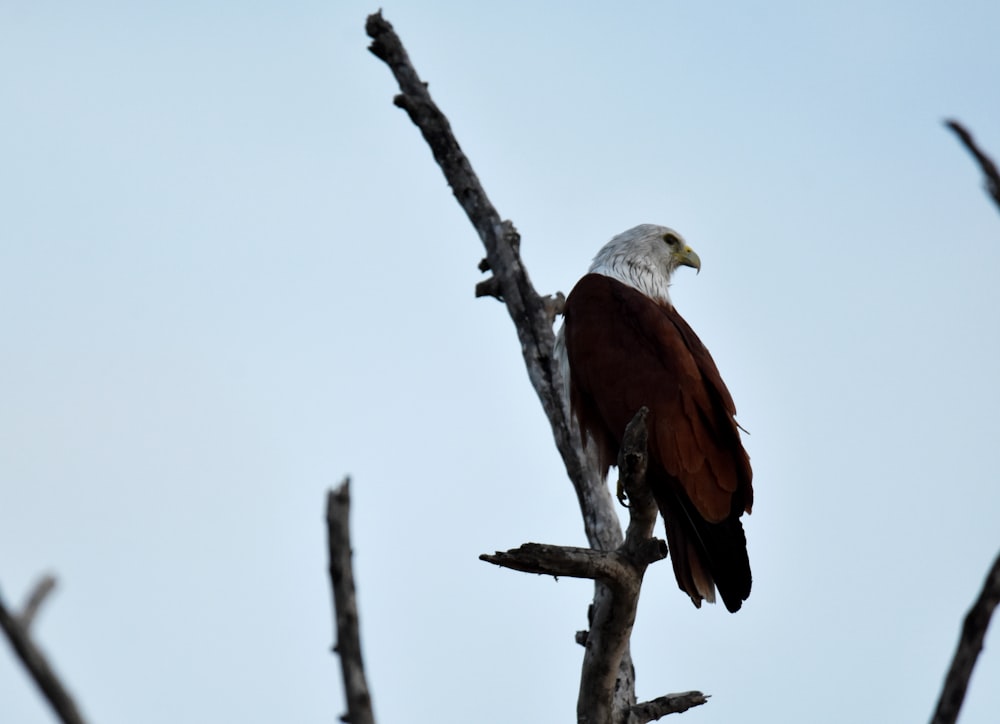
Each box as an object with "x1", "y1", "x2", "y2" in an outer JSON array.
[{"x1": 656, "y1": 489, "x2": 752, "y2": 613}]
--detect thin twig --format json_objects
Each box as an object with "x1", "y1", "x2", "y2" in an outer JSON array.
[
  {"x1": 0, "y1": 585, "x2": 89, "y2": 724},
  {"x1": 945, "y1": 120, "x2": 1000, "y2": 212},
  {"x1": 19, "y1": 575, "x2": 57, "y2": 630},
  {"x1": 326, "y1": 478, "x2": 376, "y2": 724},
  {"x1": 929, "y1": 549, "x2": 1000, "y2": 724}
]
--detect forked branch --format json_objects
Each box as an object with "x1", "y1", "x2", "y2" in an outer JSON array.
[
  {"x1": 480, "y1": 410, "x2": 702, "y2": 723},
  {"x1": 0, "y1": 578, "x2": 88, "y2": 724}
]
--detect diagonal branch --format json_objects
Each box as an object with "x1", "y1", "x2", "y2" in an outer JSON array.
[
  {"x1": 365, "y1": 11, "x2": 622, "y2": 555},
  {"x1": 931, "y1": 121, "x2": 1000, "y2": 724},
  {"x1": 930, "y1": 549, "x2": 1000, "y2": 724},
  {"x1": 326, "y1": 478, "x2": 377, "y2": 724},
  {"x1": 945, "y1": 120, "x2": 1000, "y2": 213},
  {"x1": 0, "y1": 581, "x2": 89, "y2": 724}
]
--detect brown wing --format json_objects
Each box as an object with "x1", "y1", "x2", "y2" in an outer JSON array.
[{"x1": 563, "y1": 273, "x2": 753, "y2": 610}]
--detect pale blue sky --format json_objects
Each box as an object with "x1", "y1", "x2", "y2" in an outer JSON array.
[{"x1": 3, "y1": 2, "x2": 1000, "y2": 722}]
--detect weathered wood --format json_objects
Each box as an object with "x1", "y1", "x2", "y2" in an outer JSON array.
[
  {"x1": 366, "y1": 14, "x2": 712, "y2": 722},
  {"x1": 631, "y1": 692, "x2": 709, "y2": 723},
  {"x1": 326, "y1": 479, "x2": 377, "y2": 724},
  {"x1": 365, "y1": 10, "x2": 623, "y2": 555},
  {"x1": 578, "y1": 409, "x2": 666, "y2": 724}
]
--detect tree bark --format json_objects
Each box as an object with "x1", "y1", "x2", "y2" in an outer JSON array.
[
  {"x1": 326, "y1": 479, "x2": 377, "y2": 724},
  {"x1": 365, "y1": 11, "x2": 641, "y2": 719}
]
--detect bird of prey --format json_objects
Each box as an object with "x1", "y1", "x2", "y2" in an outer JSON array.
[{"x1": 558, "y1": 224, "x2": 753, "y2": 612}]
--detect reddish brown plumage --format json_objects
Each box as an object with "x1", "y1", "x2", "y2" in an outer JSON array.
[{"x1": 563, "y1": 273, "x2": 753, "y2": 612}]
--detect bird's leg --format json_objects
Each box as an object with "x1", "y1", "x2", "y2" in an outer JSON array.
[
  {"x1": 616, "y1": 407, "x2": 650, "y2": 508},
  {"x1": 616, "y1": 476, "x2": 630, "y2": 507}
]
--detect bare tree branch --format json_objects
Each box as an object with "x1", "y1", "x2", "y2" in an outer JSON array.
[
  {"x1": 578, "y1": 409, "x2": 666, "y2": 724},
  {"x1": 365, "y1": 14, "x2": 723, "y2": 723},
  {"x1": 481, "y1": 543, "x2": 634, "y2": 581},
  {"x1": 930, "y1": 549, "x2": 1000, "y2": 724},
  {"x1": 630, "y1": 692, "x2": 709, "y2": 723},
  {"x1": 478, "y1": 409, "x2": 685, "y2": 724},
  {"x1": 480, "y1": 539, "x2": 665, "y2": 583},
  {"x1": 365, "y1": 11, "x2": 643, "y2": 720},
  {"x1": 364, "y1": 10, "x2": 622, "y2": 555},
  {"x1": 929, "y1": 121, "x2": 1000, "y2": 724},
  {"x1": 326, "y1": 478, "x2": 376, "y2": 724},
  {"x1": 0, "y1": 581, "x2": 89, "y2": 724},
  {"x1": 945, "y1": 119, "x2": 1000, "y2": 213}
]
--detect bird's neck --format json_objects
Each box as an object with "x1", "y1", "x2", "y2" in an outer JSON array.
[{"x1": 589, "y1": 257, "x2": 674, "y2": 306}]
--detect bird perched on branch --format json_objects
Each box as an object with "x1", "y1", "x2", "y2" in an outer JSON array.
[{"x1": 558, "y1": 224, "x2": 753, "y2": 612}]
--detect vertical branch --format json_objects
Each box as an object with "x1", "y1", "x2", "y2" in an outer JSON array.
[
  {"x1": 480, "y1": 410, "x2": 700, "y2": 723},
  {"x1": 327, "y1": 478, "x2": 376, "y2": 724},
  {"x1": 578, "y1": 409, "x2": 659, "y2": 724},
  {"x1": 0, "y1": 580, "x2": 89, "y2": 724}
]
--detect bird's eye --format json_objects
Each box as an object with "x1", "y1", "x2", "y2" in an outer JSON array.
[{"x1": 662, "y1": 233, "x2": 680, "y2": 248}]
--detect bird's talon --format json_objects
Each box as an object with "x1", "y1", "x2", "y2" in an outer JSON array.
[{"x1": 616, "y1": 480, "x2": 630, "y2": 507}]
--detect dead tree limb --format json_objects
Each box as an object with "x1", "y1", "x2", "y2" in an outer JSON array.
[
  {"x1": 326, "y1": 478, "x2": 376, "y2": 724},
  {"x1": 0, "y1": 579, "x2": 89, "y2": 724},
  {"x1": 365, "y1": 10, "x2": 646, "y2": 720},
  {"x1": 365, "y1": 13, "x2": 711, "y2": 722},
  {"x1": 480, "y1": 410, "x2": 703, "y2": 723},
  {"x1": 929, "y1": 550, "x2": 1000, "y2": 724},
  {"x1": 482, "y1": 543, "x2": 636, "y2": 580},
  {"x1": 630, "y1": 692, "x2": 710, "y2": 723},
  {"x1": 579, "y1": 409, "x2": 663, "y2": 724},
  {"x1": 364, "y1": 11, "x2": 621, "y2": 553},
  {"x1": 945, "y1": 119, "x2": 1000, "y2": 213}
]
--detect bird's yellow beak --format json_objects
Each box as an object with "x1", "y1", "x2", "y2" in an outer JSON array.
[{"x1": 675, "y1": 246, "x2": 701, "y2": 274}]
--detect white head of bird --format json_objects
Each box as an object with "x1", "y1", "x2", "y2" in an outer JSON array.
[{"x1": 588, "y1": 223, "x2": 702, "y2": 306}]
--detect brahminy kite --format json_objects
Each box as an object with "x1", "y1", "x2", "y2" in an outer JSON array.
[{"x1": 558, "y1": 224, "x2": 753, "y2": 612}]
